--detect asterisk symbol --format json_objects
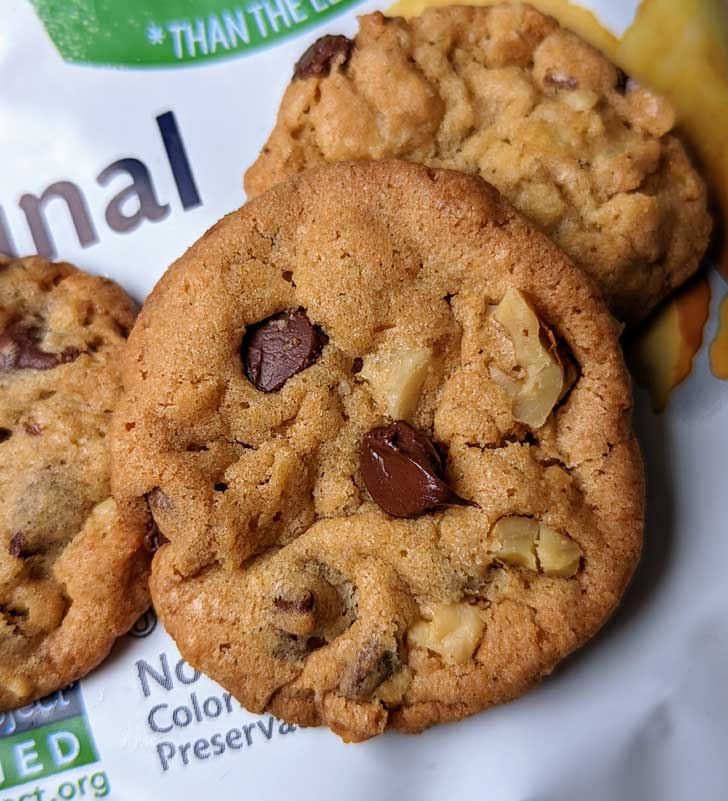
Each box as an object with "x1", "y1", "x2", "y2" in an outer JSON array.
[{"x1": 146, "y1": 23, "x2": 165, "y2": 46}]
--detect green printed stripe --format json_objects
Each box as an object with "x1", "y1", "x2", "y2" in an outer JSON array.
[
  {"x1": 0, "y1": 716, "x2": 98, "y2": 790},
  {"x1": 29, "y1": 0, "x2": 363, "y2": 68}
]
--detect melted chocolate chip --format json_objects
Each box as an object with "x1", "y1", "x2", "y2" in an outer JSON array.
[
  {"x1": 273, "y1": 631, "x2": 326, "y2": 661},
  {"x1": 544, "y1": 71, "x2": 579, "y2": 90},
  {"x1": 0, "y1": 322, "x2": 80, "y2": 372},
  {"x1": 339, "y1": 642, "x2": 397, "y2": 699},
  {"x1": 242, "y1": 309, "x2": 327, "y2": 392},
  {"x1": 0, "y1": 428, "x2": 11, "y2": 443},
  {"x1": 293, "y1": 34, "x2": 353, "y2": 80},
  {"x1": 274, "y1": 591, "x2": 315, "y2": 614},
  {"x1": 360, "y1": 421, "x2": 474, "y2": 518}
]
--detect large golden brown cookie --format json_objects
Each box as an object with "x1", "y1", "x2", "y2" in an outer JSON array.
[
  {"x1": 245, "y1": 4, "x2": 711, "y2": 324},
  {"x1": 112, "y1": 161, "x2": 644, "y2": 741},
  {"x1": 0, "y1": 256, "x2": 150, "y2": 710}
]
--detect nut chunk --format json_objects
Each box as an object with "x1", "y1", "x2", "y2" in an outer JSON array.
[
  {"x1": 359, "y1": 346, "x2": 431, "y2": 420},
  {"x1": 536, "y1": 524, "x2": 582, "y2": 577},
  {"x1": 408, "y1": 603, "x2": 486, "y2": 665},
  {"x1": 489, "y1": 517, "x2": 583, "y2": 578},
  {"x1": 494, "y1": 288, "x2": 564, "y2": 427},
  {"x1": 490, "y1": 516, "x2": 539, "y2": 570}
]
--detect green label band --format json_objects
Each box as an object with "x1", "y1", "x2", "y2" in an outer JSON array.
[
  {"x1": 0, "y1": 716, "x2": 99, "y2": 790},
  {"x1": 30, "y1": 0, "x2": 363, "y2": 67}
]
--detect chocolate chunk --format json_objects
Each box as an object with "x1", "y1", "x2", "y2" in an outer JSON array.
[
  {"x1": 242, "y1": 309, "x2": 327, "y2": 392},
  {"x1": 293, "y1": 34, "x2": 353, "y2": 80},
  {"x1": 0, "y1": 321, "x2": 80, "y2": 372},
  {"x1": 360, "y1": 421, "x2": 475, "y2": 518},
  {"x1": 339, "y1": 642, "x2": 397, "y2": 699},
  {"x1": 274, "y1": 591, "x2": 315, "y2": 614},
  {"x1": 0, "y1": 428, "x2": 11, "y2": 443},
  {"x1": 274, "y1": 589, "x2": 317, "y2": 637},
  {"x1": 273, "y1": 631, "x2": 326, "y2": 661},
  {"x1": 544, "y1": 71, "x2": 579, "y2": 90},
  {"x1": 8, "y1": 533, "x2": 29, "y2": 558}
]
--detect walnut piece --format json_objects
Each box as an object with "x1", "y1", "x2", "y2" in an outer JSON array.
[
  {"x1": 408, "y1": 602, "x2": 485, "y2": 665},
  {"x1": 488, "y1": 364, "x2": 519, "y2": 397},
  {"x1": 493, "y1": 288, "x2": 564, "y2": 427},
  {"x1": 489, "y1": 516, "x2": 582, "y2": 578},
  {"x1": 490, "y1": 516, "x2": 539, "y2": 569},
  {"x1": 7, "y1": 676, "x2": 32, "y2": 699},
  {"x1": 359, "y1": 346, "x2": 431, "y2": 420},
  {"x1": 536, "y1": 524, "x2": 582, "y2": 577}
]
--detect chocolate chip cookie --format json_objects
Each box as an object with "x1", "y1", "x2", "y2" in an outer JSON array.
[
  {"x1": 245, "y1": 4, "x2": 712, "y2": 324},
  {"x1": 112, "y1": 160, "x2": 644, "y2": 741},
  {"x1": 0, "y1": 255, "x2": 150, "y2": 709}
]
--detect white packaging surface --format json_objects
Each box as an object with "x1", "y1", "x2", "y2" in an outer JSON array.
[{"x1": 1, "y1": 1, "x2": 727, "y2": 799}]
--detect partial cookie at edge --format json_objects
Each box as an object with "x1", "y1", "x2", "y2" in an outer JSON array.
[
  {"x1": 0, "y1": 255, "x2": 150, "y2": 709},
  {"x1": 245, "y1": 4, "x2": 712, "y2": 323}
]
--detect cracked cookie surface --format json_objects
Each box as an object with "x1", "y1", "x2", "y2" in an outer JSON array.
[
  {"x1": 0, "y1": 255, "x2": 150, "y2": 709},
  {"x1": 112, "y1": 161, "x2": 644, "y2": 741},
  {"x1": 245, "y1": 3, "x2": 712, "y2": 324}
]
